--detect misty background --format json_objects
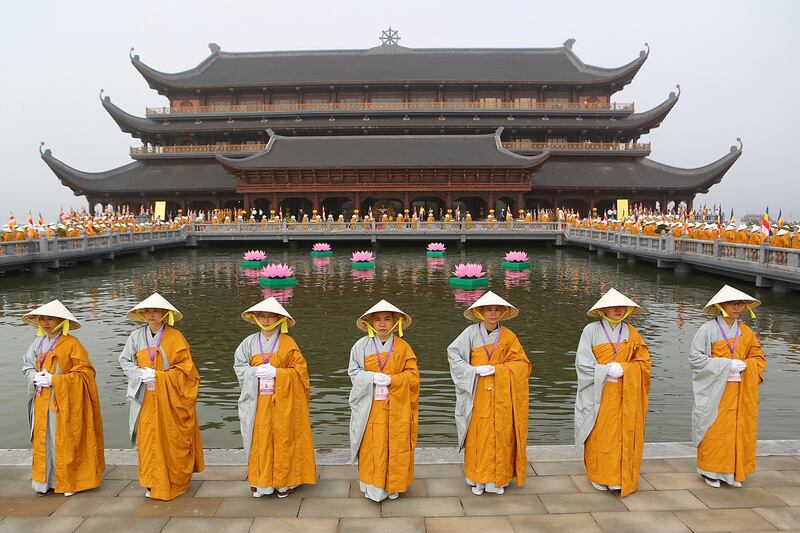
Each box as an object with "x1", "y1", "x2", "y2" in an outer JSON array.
[{"x1": 1, "y1": 0, "x2": 797, "y2": 222}]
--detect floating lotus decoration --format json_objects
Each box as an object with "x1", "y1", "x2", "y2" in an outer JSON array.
[
  {"x1": 311, "y1": 242, "x2": 333, "y2": 257},
  {"x1": 351, "y1": 250, "x2": 376, "y2": 270},
  {"x1": 258, "y1": 263, "x2": 297, "y2": 287},
  {"x1": 241, "y1": 249, "x2": 268, "y2": 269},
  {"x1": 450, "y1": 262, "x2": 489, "y2": 288},
  {"x1": 501, "y1": 250, "x2": 532, "y2": 270},
  {"x1": 426, "y1": 242, "x2": 446, "y2": 257}
]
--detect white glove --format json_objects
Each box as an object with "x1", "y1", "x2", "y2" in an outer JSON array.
[
  {"x1": 373, "y1": 373, "x2": 392, "y2": 386},
  {"x1": 607, "y1": 362, "x2": 624, "y2": 379},
  {"x1": 475, "y1": 365, "x2": 495, "y2": 377},
  {"x1": 731, "y1": 360, "x2": 747, "y2": 373},
  {"x1": 255, "y1": 364, "x2": 276, "y2": 380},
  {"x1": 33, "y1": 370, "x2": 52, "y2": 388},
  {"x1": 139, "y1": 367, "x2": 156, "y2": 384}
]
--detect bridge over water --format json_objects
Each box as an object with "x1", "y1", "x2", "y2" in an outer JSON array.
[{"x1": 1, "y1": 222, "x2": 798, "y2": 290}]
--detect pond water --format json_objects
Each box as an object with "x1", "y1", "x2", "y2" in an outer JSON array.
[{"x1": 0, "y1": 243, "x2": 798, "y2": 449}]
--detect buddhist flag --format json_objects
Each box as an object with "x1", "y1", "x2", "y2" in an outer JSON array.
[
  {"x1": 761, "y1": 207, "x2": 772, "y2": 237},
  {"x1": 8, "y1": 212, "x2": 15, "y2": 230},
  {"x1": 27, "y1": 212, "x2": 33, "y2": 225},
  {"x1": 777, "y1": 209, "x2": 784, "y2": 226},
  {"x1": 729, "y1": 209, "x2": 735, "y2": 225},
  {"x1": 38, "y1": 213, "x2": 44, "y2": 226}
]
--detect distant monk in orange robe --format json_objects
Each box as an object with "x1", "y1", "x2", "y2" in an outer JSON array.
[
  {"x1": 22, "y1": 300, "x2": 105, "y2": 496},
  {"x1": 689, "y1": 285, "x2": 765, "y2": 488},
  {"x1": 349, "y1": 300, "x2": 419, "y2": 502},
  {"x1": 448, "y1": 291, "x2": 531, "y2": 495},
  {"x1": 574, "y1": 288, "x2": 651, "y2": 496},
  {"x1": 234, "y1": 297, "x2": 316, "y2": 497},
  {"x1": 119, "y1": 293, "x2": 204, "y2": 500}
]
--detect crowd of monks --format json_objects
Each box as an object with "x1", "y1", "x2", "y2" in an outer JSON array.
[{"x1": 22, "y1": 283, "x2": 765, "y2": 501}]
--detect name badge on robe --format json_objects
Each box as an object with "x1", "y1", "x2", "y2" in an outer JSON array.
[
  {"x1": 259, "y1": 378, "x2": 275, "y2": 396},
  {"x1": 727, "y1": 371, "x2": 742, "y2": 382},
  {"x1": 374, "y1": 385, "x2": 388, "y2": 401}
]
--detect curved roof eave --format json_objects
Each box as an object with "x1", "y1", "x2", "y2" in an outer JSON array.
[
  {"x1": 130, "y1": 42, "x2": 650, "y2": 91},
  {"x1": 40, "y1": 145, "x2": 141, "y2": 195},
  {"x1": 644, "y1": 140, "x2": 743, "y2": 192},
  {"x1": 101, "y1": 95, "x2": 155, "y2": 137}
]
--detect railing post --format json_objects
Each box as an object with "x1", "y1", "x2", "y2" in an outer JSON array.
[
  {"x1": 713, "y1": 241, "x2": 721, "y2": 258},
  {"x1": 758, "y1": 244, "x2": 767, "y2": 265},
  {"x1": 82, "y1": 235, "x2": 88, "y2": 250},
  {"x1": 38, "y1": 235, "x2": 47, "y2": 255}
]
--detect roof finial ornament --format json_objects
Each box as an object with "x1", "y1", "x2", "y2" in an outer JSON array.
[
  {"x1": 563, "y1": 38, "x2": 576, "y2": 50},
  {"x1": 379, "y1": 27, "x2": 401, "y2": 46},
  {"x1": 39, "y1": 141, "x2": 45, "y2": 155},
  {"x1": 734, "y1": 137, "x2": 743, "y2": 152},
  {"x1": 129, "y1": 47, "x2": 138, "y2": 61},
  {"x1": 209, "y1": 43, "x2": 221, "y2": 54},
  {"x1": 641, "y1": 42, "x2": 650, "y2": 57},
  {"x1": 670, "y1": 84, "x2": 680, "y2": 98}
]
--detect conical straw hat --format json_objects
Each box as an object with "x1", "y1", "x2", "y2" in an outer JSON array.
[
  {"x1": 127, "y1": 292, "x2": 183, "y2": 322},
  {"x1": 22, "y1": 300, "x2": 81, "y2": 330},
  {"x1": 587, "y1": 288, "x2": 641, "y2": 318},
  {"x1": 357, "y1": 300, "x2": 412, "y2": 332},
  {"x1": 703, "y1": 285, "x2": 760, "y2": 315},
  {"x1": 464, "y1": 291, "x2": 519, "y2": 321},
  {"x1": 241, "y1": 297, "x2": 295, "y2": 327}
]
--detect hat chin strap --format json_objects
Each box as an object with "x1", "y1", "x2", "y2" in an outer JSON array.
[
  {"x1": 252, "y1": 315, "x2": 288, "y2": 334},
  {"x1": 597, "y1": 308, "x2": 633, "y2": 325},
  {"x1": 161, "y1": 311, "x2": 175, "y2": 326},
  {"x1": 366, "y1": 318, "x2": 403, "y2": 338},
  {"x1": 714, "y1": 303, "x2": 756, "y2": 319},
  {"x1": 37, "y1": 318, "x2": 69, "y2": 337}
]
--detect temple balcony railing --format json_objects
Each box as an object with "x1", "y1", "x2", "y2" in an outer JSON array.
[
  {"x1": 144, "y1": 100, "x2": 635, "y2": 117},
  {"x1": 502, "y1": 140, "x2": 651, "y2": 154},
  {"x1": 130, "y1": 141, "x2": 650, "y2": 158}
]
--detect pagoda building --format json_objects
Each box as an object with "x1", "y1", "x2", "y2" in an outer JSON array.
[{"x1": 42, "y1": 31, "x2": 742, "y2": 217}]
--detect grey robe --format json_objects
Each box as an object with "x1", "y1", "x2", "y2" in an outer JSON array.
[
  {"x1": 573, "y1": 320, "x2": 629, "y2": 447},
  {"x1": 347, "y1": 334, "x2": 394, "y2": 463},
  {"x1": 688, "y1": 319, "x2": 739, "y2": 447},
  {"x1": 118, "y1": 326, "x2": 170, "y2": 445},
  {"x1": 22, "y1": 336, "x2": 60, "y2": 492},
  {"x1": 233, "y1": 331, "x2": 280, "y2": 461},
  {"x1": 446, "y1": 323, "x2": 500, "y2": 451}
]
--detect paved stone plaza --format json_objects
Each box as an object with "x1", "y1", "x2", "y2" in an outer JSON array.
[{"x1": 0, "y1": 443, "x2": 798, "y2": 532}]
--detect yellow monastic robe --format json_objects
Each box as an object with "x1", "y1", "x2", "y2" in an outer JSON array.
[
  {"x1": 464, "y1": 327, "x2": 530, "y2": 488},
  {"x1": 31, "y1": 335, "x2": 105, "y2": 493},
  {"x1": 247, "y1": 336, "x2": 317, "y2": 489},
  {"x1": 136, "y1": 326, "x2": 204, "y2": 500},
  {"x1": 358, "y1": 338, "x2": 419, "y2": 495},
  {"x1": 584, "y1": 325, "x2": 651, "y2": 496},
  {"x1": 697, "y1": 324, "x2": 765, "y2": 481}
]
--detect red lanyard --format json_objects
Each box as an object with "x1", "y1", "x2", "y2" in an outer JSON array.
[
  {"x1": 477, "y1": 324, "x2": 501, "y2": 362},
  {"x1": 599, "y1": 321, "x2": 625, "y2": 354},
  {"x1": 371, "y1": 335, "x2": 393, "y2": 371},
  {"x1": 714, "y1": 318, "x2": 740, "y2": 356},
  {"x1": 36, "y1": 333, "x2": 62, "y2": 371},
  {"x1": 144, "y1": 325, "x2": 165, "y2": 365},
  {"x1": 257, "y1": 331, "x2": 281, "y2": 364}
]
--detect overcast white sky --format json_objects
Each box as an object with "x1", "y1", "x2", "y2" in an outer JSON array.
[{"x1": 1, "y1": 0, "x2": 797, "y2": 221}]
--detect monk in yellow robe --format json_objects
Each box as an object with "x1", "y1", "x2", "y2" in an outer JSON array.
[
  {"x1": 22, "y1": 300, "x2": 104, "y2": 496},
  {"x1": 689, "y1": 285, "x2": 765, "y2": 488},
  {"x1": 574, "y1": 288, "x2": 651, "y2": 496},
  {"x1": 234, "y1": 297, "x2": 316, "y2": 497},
  {"x1": 119, "y1": 293, "x2": 204, "y2": 500},
  {"x1": 349, "y1": 300, "x2": 419, "y2": 502},
  {"x1": 448, "y1": 291, "x2": 530, "y2": 495}
]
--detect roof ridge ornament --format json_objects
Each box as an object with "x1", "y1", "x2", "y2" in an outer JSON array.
[
  {"x1": 641, "y1": 42, "x2": 650, "y2": 57},
  {"x1": 733, "y1": 137, "x2": 743, "y2": 152},
  {"x1": 670, "y1": 84, "x2": 680, "y2": 98},
  {"x1": 563, "y1": 38, "x2": 576, "y2": 50},
  {"x1": 379, "y1": 27, "x2": 401, "y2": 46},
  {"x1": 39, "y1": 141, "x2": 45, "y2": 156},
  {"x1": 129, "y1": 47, "x2": 139, "y2": 61},
  {"x1": 209, "y1": 42, "x2": 221, "y2": 54}
]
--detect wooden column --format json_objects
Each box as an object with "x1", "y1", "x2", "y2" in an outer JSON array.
[
  {"x1": 516, "y1": 192, "x2": 524, "y2": 211},
  {"x1": 487, "y1": 192, "x2": 495, "y2": 212},
  {"x1": 243, "y1": 193, "x2": 251, "y2": 211},
  {"x1": 271, "y1": 193, "x2": 278, "y2": 212},
  {"x1": 312, "y1": 192, "x2": 320, "y2": 211}
]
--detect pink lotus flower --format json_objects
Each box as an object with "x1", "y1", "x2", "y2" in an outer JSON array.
[
  {"x1": 452, "y1": 263, "x2": 486, "y2": 278},
  {"x1": 312, "y1": 242, "x2": 331, "y2": 251},
  {"x1": 258, "y1": 263, "x2": 294, "y2": 278},
  {"x1": 351, "y1": 250, "x2": 375, "y2": 262},
  {"x1": 243, "y1": 250, "x2": 267, "y2": 261},
  {"x1": 427, "y1": 242, "x2": 446, "y2": 251},
  {"x1": 504, "y1": 250, "x2": 529, "y2": 262}
]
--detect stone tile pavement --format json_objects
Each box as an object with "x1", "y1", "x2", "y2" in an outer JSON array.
[{"x1": 0, "y1": 442, "x2": 798, "y2": 532}]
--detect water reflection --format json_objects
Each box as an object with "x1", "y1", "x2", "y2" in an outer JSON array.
[
  {"x1": 0, "y1": 244, "x2": 797, "y2": 449},
  {"x1": 261, "y1": 288, "x2": 294, "y2": 304}
]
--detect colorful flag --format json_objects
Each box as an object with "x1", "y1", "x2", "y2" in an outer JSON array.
[
  {"x1": 777, "y1": 209, "x2": 783, "y2": 226},
  {"x1": 729, "y1": 209, "x2": 735, "y2": 225},
  {"x1": 27, "y1": 212, "x2": 33, "y2": 226},
  {"x1": 761, "y1": 207, "x2": 772, "y2": 237},
  {"x1": 38, "y1": 213, "x2": 44, "y2": 226}
]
